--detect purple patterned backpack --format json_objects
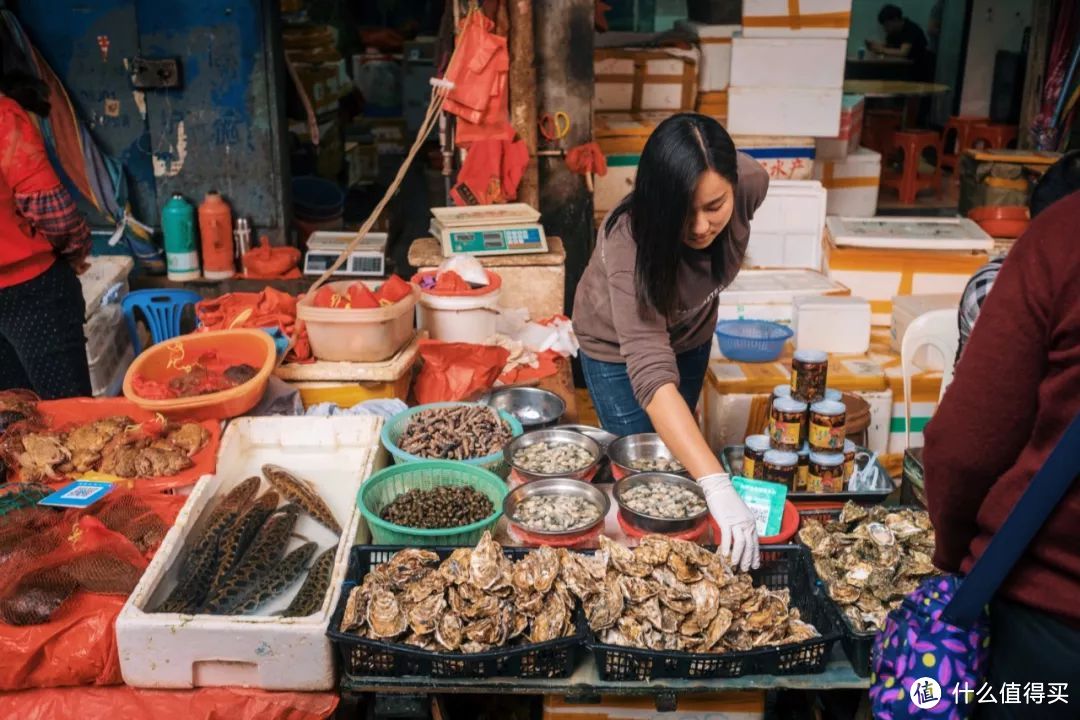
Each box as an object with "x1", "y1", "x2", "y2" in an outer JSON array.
[{"x1": 870, "y1": 413, "x2": 1080, "y2": 719}]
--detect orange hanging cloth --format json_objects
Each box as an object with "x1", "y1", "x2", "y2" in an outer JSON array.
[
  {"x1": 450, "y1": 138, "x2": 528, "y2": 205},
  {"x1": 566, "y1": 142, "x2": 608, "y2": 177},
  {"x1": 442, "y1": 11, "x2": 514, "y2": 147}
]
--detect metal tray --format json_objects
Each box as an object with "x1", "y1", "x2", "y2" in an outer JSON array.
[{"x1": 721, "y1": 445, "x2": 894, "y2": 504}]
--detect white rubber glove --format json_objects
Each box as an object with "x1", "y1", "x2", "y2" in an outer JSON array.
[{"x1": 700, "y1": 473, "x2": 761, "y2": 572}]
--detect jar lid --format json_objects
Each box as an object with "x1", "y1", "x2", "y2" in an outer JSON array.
[
  {"x1": 824, "y1": 388, "x2": 842, "y2": 402},
  {"x1": 809, "y1": 451, "x2": 845, "y2": 466},
  {"x1": 810, "y1": 400, "x2": 846, "y2": 416},
  {"x1": 797, "y1": 443, "x2": 811, "y2": 460},
  {"x1": 773, "y1": 397, "x2": 808, "y2": 414},
  {"x1": 745, "y1": 435, "x2": 771, "y2": 452},
  {"x1": 772, "y1": 384, "x2": 792, "y2": 398},
  {"x1": 764, "y1": 450, "x2": 799, "y2": 466},
  {"x1": 844, "y1": 439, "x2": 857, "y2": 453},
  {"x1": 793, "y1": 349, "x2": 828, "y2": 363}
]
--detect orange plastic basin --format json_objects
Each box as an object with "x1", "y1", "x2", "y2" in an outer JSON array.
[
  {"x1": 122, "y1": 329, "x2": 277, "y2": 421},
  {"x1": 967, "y1": 205, "x2": 1029, "y2": 239},
  {"x1": 710, "y1": 500, "x2": 800, "y2": 545}
]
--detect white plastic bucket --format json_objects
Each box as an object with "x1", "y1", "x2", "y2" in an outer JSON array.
[{"x1": 415, "y1": 271, "x2": 502, "y2": 344}]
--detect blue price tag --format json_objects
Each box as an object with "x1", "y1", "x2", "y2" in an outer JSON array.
[{"x1": 38, "y1": 480, "x2": 114, "y2": 508}]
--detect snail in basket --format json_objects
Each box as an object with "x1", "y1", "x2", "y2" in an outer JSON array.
[{"x1": 380, "y1": 485, "x2": 494, "y2": 530}]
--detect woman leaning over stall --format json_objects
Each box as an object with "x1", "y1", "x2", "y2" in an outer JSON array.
[{"x1": 572, "y1": 113, "x2": 769, "y2": 571}]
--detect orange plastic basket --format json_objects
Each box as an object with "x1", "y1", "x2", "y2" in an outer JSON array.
[{"x1": 122, "y1": 329, "x2": 276, "y2": 421}]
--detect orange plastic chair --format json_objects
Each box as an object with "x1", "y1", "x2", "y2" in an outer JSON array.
[
  {"x1": 881, "y1": 130, "x2": 942, "y2": 204},
  {"x1": 862, "y1": 109, "x2": 903, "y2": 155},
  {"x1": 969, "y1": 123, "x2": 1019, "y2": 150},
  {"x1": 941, "y1": 115, "x2": 990, "y2": 172}
]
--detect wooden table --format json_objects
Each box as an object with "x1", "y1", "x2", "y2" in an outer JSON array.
[{"x1": 843, "y1": 80, "x2": 950, "y2": 128}]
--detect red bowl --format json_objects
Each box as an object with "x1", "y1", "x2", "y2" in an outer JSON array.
[
  {"x1": 505, "y1": 520, "x2": 603, "y2": 549},
  {"x1": 967, "y1": 205, "x2": 1029, "y2": 239},
  {"x1": 617, "y1": 510, "x2": 712, "y2": 545},
  {"x1": 710, "y1": 499, "x2": 800, "y2": 545}
]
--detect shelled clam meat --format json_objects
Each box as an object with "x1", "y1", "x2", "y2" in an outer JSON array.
[
  {"x1": 628, "y1": 456, "x2": 684, "y2": 473},
  {"x1": 621, "y1": 481, "x2": 707, "y2": 519},
  {"x1": 512, "y1": 494, "x2": 602, "y2": 533},
  {"x1": 573, "y1": 536, "x2": 818, "y2": 652},
  {"x1": 512, "y1": 442, "x2": 594, "y2": 474},
  {"x1": 798, "y1": 501, "x2": 936, "y2": 632}
]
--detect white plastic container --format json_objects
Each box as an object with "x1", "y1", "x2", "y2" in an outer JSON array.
[
  {"x1": 891, "y1": 293, "x2": 962, "y2": 371},
  {"x1": 730, "y1": 36, "x2": 846, "y2": 89},
  {"x1": 117, "y1": 416, "x2": 383, "y2": 691},
  {"x1": 813, "y1": 147, "x2": 882, "y2": 217},
  {"x1": 745, "y1": 180, "x2": 828, "y2": 270},
  {"x1": 716, "y1": 269, "x2": 850, "y2": 323},
  {"x1": 793, "y1": 295, "x2": 871, "y2": 354},
  {"x1": 675, "y1": 21, "x2": 740, "y2": 91},
  {"x1": 727, "y1": 86, "x2": 843, "y2": 137},
  {"x1": 742, "y1": 0, "x2": 853, "y2": 38},
  {"x1": 736, "y1": 135, "x2": 816, "y2": 180},
  {"x1": 85, "y1": 303, "x2": 133, "y2": 397},
  {"x1": 296, "y1": 280, "x2": 418, "y2": 362},
  {"x1": 417, "y1": 270, "x2": 502, "y2": 343}
]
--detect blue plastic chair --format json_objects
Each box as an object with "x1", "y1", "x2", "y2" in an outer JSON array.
[{"x1": 122, "y1": 289, "x2": 203, "y2": 355}]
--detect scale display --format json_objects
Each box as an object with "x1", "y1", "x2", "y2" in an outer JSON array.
[{"x1": 445, "y1": 226, "x2": 546, "y2": 256}]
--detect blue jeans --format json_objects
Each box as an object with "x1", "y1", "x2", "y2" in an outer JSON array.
[{"x1": 580, "y1": 342, "x2": 712, "y2": 436}]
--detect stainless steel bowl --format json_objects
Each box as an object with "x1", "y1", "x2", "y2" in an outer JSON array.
[
  {"x1": 554, "y1": 424, "x2": 618, "y2": 454},
  {"x1": 485, "y1": 387, "x2": 566, "y2": 430},
  {"x1": 503, "y1": 477, "x2": 610, "y2": 536},
  {"x1": 607, "y1": 433, "x2": 689, "y2": 478},
  {"x1": 613, "y1": 472, "x2": 709, "y2": 533},
  {"x1": 505, "y1": 428, "x2": 601, "y2": 482}
]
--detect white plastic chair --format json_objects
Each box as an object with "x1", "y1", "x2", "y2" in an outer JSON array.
[{"x1": 901, "y1": 308, "x2": 960, "y2": 449}]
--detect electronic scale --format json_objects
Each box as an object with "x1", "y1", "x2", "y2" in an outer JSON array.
[
  {"x1": 430, "y1": 203, "x2": 547, "y2": 257},
  {"x1": 303, "y1": 231, "x2": 388, "y2": 277}
]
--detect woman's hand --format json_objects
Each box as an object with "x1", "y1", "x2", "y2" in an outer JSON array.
[{"x1": 700, "y1": 473, "x2": 760, "y2": 572}]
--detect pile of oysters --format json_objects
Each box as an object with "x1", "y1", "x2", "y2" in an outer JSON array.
[{"x1": 798, "y1": 501, "x2": 936, "y2": 633}]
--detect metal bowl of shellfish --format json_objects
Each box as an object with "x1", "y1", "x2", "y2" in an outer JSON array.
[
  {"x1": 505, "y1": 428, "x2": 602, "y2": 483},
  {"x1": 502, "y1": 477, "x2": 610, "y2": 536},
  {"x1": 613, "y1": 472, "x2": 709, "y2": 533},
  {"x1": 554, "y1": 424, "x2": 618, "y2": 455},
  {"x1": 607, "y1": 433, "x2": 689, "y2": 480},
  {"x1": 484, "y1": 387, "x2": 566, "y2": 430}
]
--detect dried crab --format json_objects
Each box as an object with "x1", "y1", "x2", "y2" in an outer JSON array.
[{"x1": 798, "y1": 501, "x2": 937, "y2": 632}]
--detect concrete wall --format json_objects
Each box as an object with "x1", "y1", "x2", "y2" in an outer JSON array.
[{"x1": 958, "y1": 0, "x2": 1032, "y2": 116}]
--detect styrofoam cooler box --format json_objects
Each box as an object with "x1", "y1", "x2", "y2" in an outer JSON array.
[
  {"x1": 741, "y1": 0, "x2": 853, "y2": 38},
  {"x1": 729, "y1": 36, "x2": 846, "y2": 89},
  {"x1": 813, "y1": 147, "x2": 882, "y2": 217},
  {"x1": 675, "y1": 21, "x2": 739, "y2": 91},
  {"x1": 736, "y1": 135, "x2": 815, "y2": 180},
  {"x1": 727, "y1": 86, "x2": 843, "y2": 137},
  {"x1": 593, "y1": 112, "x2": 672, "y2": 216},
  {"x1": 793, "y1": 295, "x2": 871, "y2": 354},
  {"x1": 814, "y1": 94, "x2": 865, "y2": 160},
  {"x1": 117, "y1": 416, "x2": 384, "y2": 691},
  {"x1": 717, "y1": 269, "x2": 851, "y2": 323},
  {"x1": 85, "y1": 303, "x2": 133, "y2": 397},
  {"x1": 594, "y1": 48, "x2": 698, "y2": 112},
  {"x1": 745, "y1": 180, "x2": 827, "y2": 270},
  {"x1": 890, "y1": 293, "x2": 962, "y2": 371}
]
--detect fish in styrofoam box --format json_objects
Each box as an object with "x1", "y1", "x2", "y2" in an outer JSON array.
[
  {"x1": 741, "y1": 0, "x2": 853, "y2": 38},
  {"x1": 735, "y1": 135, "x2": 816, "y2": 180},
  {"x1": 116, "y1": 416, "x2": 384, "y2": 691}
]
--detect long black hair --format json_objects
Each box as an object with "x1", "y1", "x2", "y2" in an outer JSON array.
[
  {"x1": 604, "y1": 112, "x2": 738, "y2": 318},
  {"x1": 0, "y1": 23, "x2": 50, "y2": 117}
]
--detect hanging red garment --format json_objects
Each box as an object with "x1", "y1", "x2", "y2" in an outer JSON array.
[
  {"x1": 450, "y1": 138, "x2": 528, "y2": 205},
  {"x1": 442, "y1": 11, "x2": 513, "y2": 146}
]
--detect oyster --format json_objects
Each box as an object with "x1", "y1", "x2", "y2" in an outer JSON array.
[
  {"x1": 341, "y1": 587, "x2": 368, "y2": 633},
  {"x1": 601, "y1": 536, "x2": 651, "y2": 578},
  {"x1": 688, "y1": 580, "x2": 721, "y2": 627},
  {"x1": 584, "y1": 578, "x2": 624, "y2": 631},
  {"x1": 831, "y1": 582, "x2": 861, "y2": 604},
  {"x1": 866, "y1": 522, "x2": 896, "y2": 547},
  {"x1": 900, "y1": 551, "x2": 935, "y2": 576},
  {"x1": 367, "y1": 589, "x2": 407, "y2": 638},
  {"x1": 530, "y1": 596, "x2": 568, "y2": 643},
  {"x1": 385, "y1": 549, "x2": 439, "y2": 588},
  {"x1": 839, "y1": 502, "x2": 868, "y2": 524},
  {"x1": 667, "y1": 553, "x2": 703, "y2": 584},
  {"x1": 408, "y1": 593, "x2": 446, "y2": 635},
  {"x1": 633, "y1": 535, "x2": 671, "y2": 565},
  {"x1": 403, "y1": 572, "x2": 447, "y2": 605},
  {"x1": 440, "y1": 548, "x2": 472, "y2": 585},
  {"x1": 844, "y1": 563, "x2": 874, "y2": 588},
  {"x1": 618, "y1": 575, "x2": 658, "y2": 604},
  {"x1": 469, "y1": 532, "x2": 504, "y2": 589},
  {"x1": 628, "y1": 595, "x2": 663, "y2": 631},
  {"x1": 435, "y1": 611, "x2": 463, "y2": 650},
  {"x1": 532, "y1": 545, "x2": 560, "y2": 594}
]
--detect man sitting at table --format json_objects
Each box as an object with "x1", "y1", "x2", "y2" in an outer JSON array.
[{"x1": 867, "y1": 4, "x2": 934, "y2": 82}]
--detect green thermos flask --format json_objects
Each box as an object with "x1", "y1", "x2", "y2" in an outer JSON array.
[{"x1": 161, "y1": 193, "x2": 201, "y2": 281}]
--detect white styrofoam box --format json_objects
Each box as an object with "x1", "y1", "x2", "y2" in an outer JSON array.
[
  {"x1": 117, "y1": 416, "x2": 384, "y2": 691},
  {"x1": 813, "y1": 147, "x2": 882, "y2": 217},
  {"x1": 79, "y1": 255, "x2": 133, "y2": 319},
  {"x1": 890, "y1": 293, "x2": 961, "y2": 371},
  {"x1": 793, "y1": 295, "x2": 871, "y2": 354},
  {"x1": 736, "y1": 135, "x2": 816, "y2": 180},
  {"x1": 85, "y1": 304, "x2": 132, "y2": 397},
  {"x1": 745, "y1": 180, "x2": 827, "y2": 270},
  {"x1": 825, "y1": 217, "x2": 994, "y2": 252},
  {"x1": 813, "y1": 94, "x2": 865, "y2": 160},
  {"x1": 675, "y1": 21, "x2": 740, "y2": 91},
  {"x1": 729, "y1": 36, "x2": 846, "y2": 89},
  {"x1": 716, "y1": 269, "x2": 850, "y2": 323},
  {"x1": 594, "y1": 48, "x2": 698, "y2": 112},
  {"x1": 593, "y1": 156, "x2": 638, "y2": 215},
  {"x1": 727, "y1": 86, "x2": 843, "y2": 137},
  {"x1": 741, "y1": 0, "x2": 853, "y2": 38}
]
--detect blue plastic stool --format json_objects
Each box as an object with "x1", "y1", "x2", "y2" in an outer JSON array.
[{"x1": 122, "y1": 289, "x2": 203, "y2": 355}]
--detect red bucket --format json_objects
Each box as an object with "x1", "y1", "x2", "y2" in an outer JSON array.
[{"x1": 709, "y1": 500, "x2": 800, "y2": 545}]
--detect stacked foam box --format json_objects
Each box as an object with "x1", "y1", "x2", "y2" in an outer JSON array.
[
  {"x1": 815, "y1": 94, "x2": 866, "y2": 160},
  {"x1": 676, "y1": 20, "x2": 740, "y2": 122},
  {"x1": 813, "y1": 147, "x2": 883, "y2": 217}
]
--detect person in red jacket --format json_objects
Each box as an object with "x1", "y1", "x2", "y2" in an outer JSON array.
[
  {"x1": 924, "y1": 188, "x2": 1080, "y2": 719},
  {"x1": 0, "y1": 69, "x2": 92, "y2": 398}
]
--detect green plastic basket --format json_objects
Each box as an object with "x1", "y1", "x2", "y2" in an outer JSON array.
[
  {"x1": 381, "y1": 402, "x2": 524, "y2": 479},
  {"x1": 358, "y1": 461, "x2": 509, "y2": 546}
]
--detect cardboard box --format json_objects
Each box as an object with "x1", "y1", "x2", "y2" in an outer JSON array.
[
  {"x1": 742, "y1": 0, "x2": 853, "y2": 38},
  {"x1": 736, "y1": 135, "x2": 816, "y2": 180},
  {"x1": 745, "y1": 180, "x2": 827, "y2": 270},
  {"x1": 814, "y1": 93, "x2": 865, "y2": 159},
  {"x1": 593, "y1": 112, "x2": 673, "y2": 215},
  {"x1": 594, "y1": 48, "x2": 698, "y2": 112},
  {"x1": 695, "y1": 89, "x2": 729, "y2": 119},
  {"x1": 727, "y1": 86, "x2": 843, "y2": 136},
  {"x1": 730, "y1": 36, "x2": 846, "y2": 89},
  {"x1": 813, "y1": 146, "x2": 881, "y2": 217},
  {"x1": 675, "y1": 20, "x2": 740, "y2": 91}
]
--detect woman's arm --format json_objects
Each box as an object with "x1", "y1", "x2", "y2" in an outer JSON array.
[{"x1": 645, "y1": 384, "x2": 723, "y2": 479}]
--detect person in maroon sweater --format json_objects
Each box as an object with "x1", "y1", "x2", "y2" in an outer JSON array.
[{"x1": 924, "y1": 188, "x2": 1080, "y2": 718}]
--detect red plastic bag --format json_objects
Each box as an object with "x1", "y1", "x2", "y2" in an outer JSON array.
[
  {"x1": 0, "y1": 685, "x2": 339, "y2": 719},
  {"x1": 376, "y1": 274, "x2": 412, "y2": 304},
  {"x1": 414, "y1": 340, "x2": 509, "y2": 404},
  {"x1": 195, "y1": 288, "x2": 311, "y2": 363},
  {"x1": 346, "y1": 282, "x2": 380, "y2": 309}
]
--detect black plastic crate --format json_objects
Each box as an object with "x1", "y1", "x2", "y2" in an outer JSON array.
[
  {"x1": 587, "y1": 545, "x2": 842, "y2": 681},
  {"x1": 327, "y1": 545, "x2": 585, "y2": 679}
]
